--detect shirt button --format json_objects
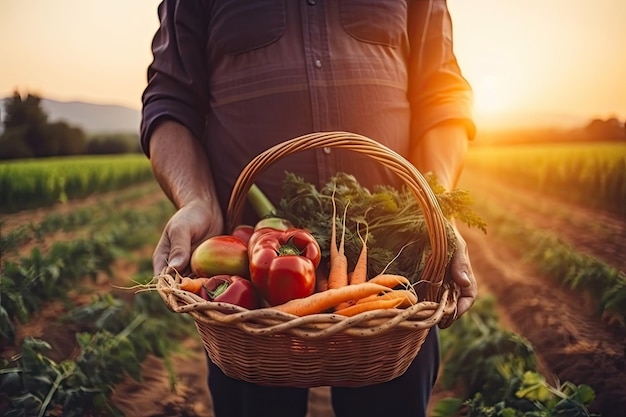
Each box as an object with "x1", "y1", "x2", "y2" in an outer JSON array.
[
  {"x1": 314, "y1": 59, "x2": 322, "y2": 69},
  {"x1": 307, "y1": 0, "x2": 316, "y2": 4},
  {"x1": 323, "y1": 147, "x2": 331, "y2": 154}
]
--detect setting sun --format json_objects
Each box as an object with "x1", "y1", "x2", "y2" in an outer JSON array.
[{"x1": 472, "y1": 73, "x2": 515, "y2": 115}]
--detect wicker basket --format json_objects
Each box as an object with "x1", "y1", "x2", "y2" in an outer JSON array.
[{"x1": 157, "y1": 131, "x2": 459, "y2": 388}]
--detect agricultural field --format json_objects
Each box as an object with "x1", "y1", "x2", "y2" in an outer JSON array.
[
  {"x1": 1, "y1": 143, "x2": 624, "y2": 417},
  {"x1": 0, "y1": 154, "x2": 154, "y2": 213},
  {"x1": 452, "y1": 141, "x2": 626, "y2": 415},
  {"x1": 464, "y1": 142, "x2": 626, "y2": 216}
]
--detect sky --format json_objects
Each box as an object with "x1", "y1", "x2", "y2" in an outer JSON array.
[{"x1": 1, "y1": 0, "x2": 625, "y2": 130}]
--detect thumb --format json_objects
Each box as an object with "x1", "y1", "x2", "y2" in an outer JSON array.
[
  {"x1": 153, "y1": 232, "x2": 191, "y2": 276},
  {"x1": 165, "y1": 240, "x2": 192, "y2": 275}
]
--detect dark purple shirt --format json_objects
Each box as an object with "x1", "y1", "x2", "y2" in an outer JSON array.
[{"x1": 141, "y1": 0, "x2": 474, "y2": 223}]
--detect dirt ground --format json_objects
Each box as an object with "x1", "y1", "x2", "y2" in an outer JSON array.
[
  {"x1": 455, "y1": 170, "x2": 626, "y2": 415},
  {"x1": 3, "y1": 174, "x2": 625, "y2": 416}
]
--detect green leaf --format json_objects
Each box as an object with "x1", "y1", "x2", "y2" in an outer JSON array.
[
  {"x1": 431, "y1": 397, "x2": 464, "y2": 417},
  {"x1": 0, "y1": 305, "x2": 16, "y2": 342},
  {"x1": 516, "y1": 371, "x2": 551, "y2": 402},
  {"x1": 571, "y1": 384, "x2": 596, "y2": 405},
  {"x1": 551, "y1": 398, "x2": 593, "y2": 416}
]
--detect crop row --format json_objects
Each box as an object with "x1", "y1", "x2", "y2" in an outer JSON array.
[
  {"x1": 1, "y1": 182, "x2": 164, "y2": 256},
  {"x1": 468, "y1": 196, "x2": 626, "y2": 326},
  {"x1": 0, "y1": 271, "x2": 194, "y2": 417},
  {"x1": 0, "y1": 154, "x2": 154, "y2": 213},
  {"x1": 466, "y1": 142, "x2": 626, "y2": 215},
  {"x1": 434, "y1": 296, "x2": 598, "y2": 416},
  {"x1": 0, "y1": 197, "x2": 173, "y2": 341},
  {"x1": 0, "y1": 189, "x2": 187, "y2": 415}
]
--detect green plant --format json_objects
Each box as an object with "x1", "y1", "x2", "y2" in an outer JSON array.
[
  {"x1": 0, "y1": 290, "x2": 195, "y2": 416},
  {"x1": 434, "y1": 297, "x2": 599, "y2": 417}
]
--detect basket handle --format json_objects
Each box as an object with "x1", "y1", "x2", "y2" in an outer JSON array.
[{"x1": 226, "y1": 131, "x2": 451, "y2": 291}]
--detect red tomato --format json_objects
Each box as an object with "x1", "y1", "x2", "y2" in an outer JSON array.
[{"x1": 190, "y1": 235, "x2": 249, "y2": 278}]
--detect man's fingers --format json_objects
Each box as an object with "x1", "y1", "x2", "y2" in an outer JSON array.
[
  {"x1": 153, "y1": 233, "x2": 171, "y2": 275},
  {"x1": 457, "y1": 270, "x2": 471, "y2": 287},
  {"x1": 456, "y1": 295, "x2": 475, "y2": 318},
  {"x1": 153, "y1": 231, "x2": 191, "y2": 276},
  {"x1": 163, "y1": 229, "x2": 193, "y2": 274},
  {"x1": 455, "y1": 269, "x2": 477, "y2": 317},
  {"x1": 153, "y1": 253, "x2": 168, "y2": 276}
]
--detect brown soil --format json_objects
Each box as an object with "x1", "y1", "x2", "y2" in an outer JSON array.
[
  {"x1": 460, "y1": 225, "x2": 626, "y2": 415},
  {"x1": 2, "y1": 174, "x2": 625, "y2": 416},
  {"x1": 458, "y1": 169, "x2": 626, "y2": 416}
]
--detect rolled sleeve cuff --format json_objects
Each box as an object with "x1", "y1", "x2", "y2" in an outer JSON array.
[
  {"x1": 140, "y1": 96, "x2": 206, "y2": 157},
  {"x1": 412, "y1": 104, "x2": 476, "y2": 143}
]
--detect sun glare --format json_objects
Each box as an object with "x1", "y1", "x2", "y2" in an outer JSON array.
[{"x1": 473, "y1": 73, "x2": 514, "y2": 116}]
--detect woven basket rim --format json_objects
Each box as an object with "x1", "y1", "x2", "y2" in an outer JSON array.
[{"x1": 156, "y1": 270, "x2": 458, "y2": 339}]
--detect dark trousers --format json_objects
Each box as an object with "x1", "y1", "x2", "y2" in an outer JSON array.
[{"x1": 207, "y1": 328, "x2": 440, "y2": 417}]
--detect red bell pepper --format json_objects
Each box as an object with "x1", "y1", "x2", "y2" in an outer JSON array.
[
  {"x1": 199, "y1": 275, "x2": 261, "y2": 310},
  {"x1": 248, "y1": 228, "x2": 321, "y2": 306},
  {"x1": 247, "y1": 217, "x2": 293, "y2": 250},
  {"x1": 232, "y1": 224, "x2": 255, "y2": 245}
]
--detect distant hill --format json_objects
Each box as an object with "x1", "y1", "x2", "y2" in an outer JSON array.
[
  {"x1": 0, "y1": 97, "x2": 141, "y2": 134},
  {"x1": 40, "y1": 99, "x2": 141, "y2": 134}
]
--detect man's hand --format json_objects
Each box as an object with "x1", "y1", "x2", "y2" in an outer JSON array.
[
  {"x1": 148, "y1": 120, "x2": 224, "y2": 276},
  {"x1": 409, "y1": 122, "x2": 476, "y2": 327},
  {"x1": 154, "y1": 199, "x2": 224, "y2": 276},
  {"x1": 440, "y1": 224, "x2": 477, "y2": 328}
]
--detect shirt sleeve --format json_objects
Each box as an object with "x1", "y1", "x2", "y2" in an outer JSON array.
[
  {"x1": 408, "y1": 0, "x2": 476, "y2": 142},
  {"x1": 140, "y1": 0, "x2": 209, "y2": 157}
]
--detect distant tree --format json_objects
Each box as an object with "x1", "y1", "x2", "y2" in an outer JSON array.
[
  {"x1": 1, "y1": 92, "x2": 49, "y2": 156},
  {"x1": 86, "y1": 132, "x2": 139, "y2": 154},
  {"x1": 0, "y1": 126, "x2": 33, "y2": 159},
  {"x1": 47, "y1": 121, "x2": 87, "y2": 156},
  {"x1": 0, "y1": 91, "x2": 88, "y2": 158},
  {"x1": 2, "y1": 92, "x2": 48, "y2": 130},
  {"x1": 584, "y1": 117, "x2": 625, "y2": 142}
]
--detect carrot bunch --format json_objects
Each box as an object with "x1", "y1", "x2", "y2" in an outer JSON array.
[{"x1": 271, "y1": 273, "x2": 417, "y2": 317}]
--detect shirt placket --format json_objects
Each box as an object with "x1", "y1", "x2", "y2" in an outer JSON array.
[{"x1": 300, "y1": 0, "x2": 340, "y2": 186}]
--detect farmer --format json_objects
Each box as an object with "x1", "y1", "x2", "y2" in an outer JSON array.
[{"x1": 140, "y1": 1, "x2": 477, "y2": 416}]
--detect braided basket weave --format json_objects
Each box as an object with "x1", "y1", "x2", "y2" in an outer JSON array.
[{"x1": 157, "y1": 131, "x2": 459, "y2": 388}]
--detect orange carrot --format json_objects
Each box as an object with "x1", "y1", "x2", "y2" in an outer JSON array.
[
  {"x1": 327, "y1": 188, "x2": 349, "y2": 290},
  {"x1": 368, "y1": 274, "x2": 411, "y2": 289},
  {"x1": 179, "y1": 277, "x2": 210, "y2": 295},
  {"x1": 336, "y1": 220, "x2": 370, "y2": 311},
  {"x1": 355, "y1": 289, "x2": 418, "y2": 308},
  {"x1": 334, "y1": 298, "x2": 403, "y2": 317},
  {"x1": 271, "y1": 282, "x2": 391, "y2": 316},
  {"x1": 349, "y1": 221, "x2": 369, "y2": 285}
]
